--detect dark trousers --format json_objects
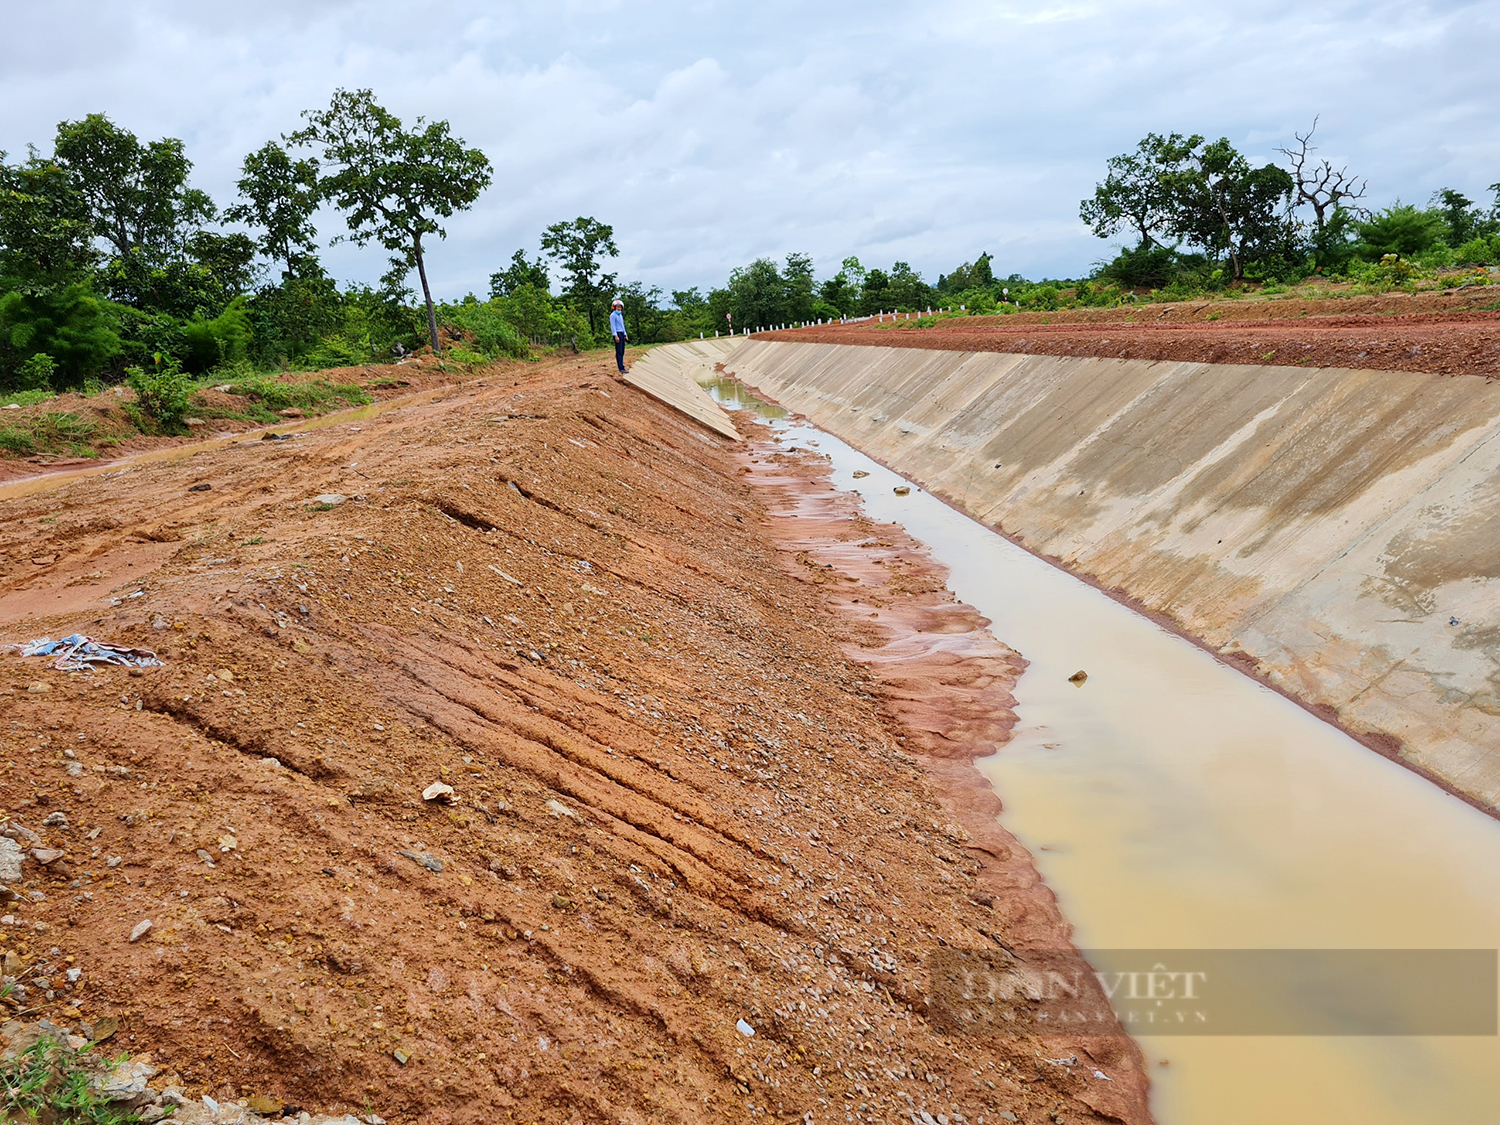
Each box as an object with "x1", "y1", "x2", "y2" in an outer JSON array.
[{"x1": 614, "y1": 335, "x2": 627, "y2": 372}]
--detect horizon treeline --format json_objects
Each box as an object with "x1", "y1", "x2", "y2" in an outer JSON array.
[{"x1": 4, "y1": 100, "x2": 1499, "y2": 395}]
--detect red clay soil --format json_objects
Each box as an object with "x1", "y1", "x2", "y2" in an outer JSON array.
[
  {"x1": 0, "y1": 353, "x2": 538, "y2": 485},
  {"x1": 0, "y1": 356, "x2": 1149, "y2": 1124},
  {"x1": 764, "y1": 291, "x2": 1500, "y2": 379}
]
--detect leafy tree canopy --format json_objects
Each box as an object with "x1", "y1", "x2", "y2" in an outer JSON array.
[
  {"x1": 292, "y1": 88, "x2": 493, "y2": 354},
  {"x1": 489, "y1": 249, "x2": 551, "y2": 298},
  {"x1": 225, "y1": 141, "x2": 322, "y2": 280},
  {"x1": 540, "y1": 217, "x2": 618, "y2": 333}
]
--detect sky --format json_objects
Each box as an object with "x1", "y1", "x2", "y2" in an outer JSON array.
[{"x1": 2, "y1": 0, "x2": 1497, "y2": 301}]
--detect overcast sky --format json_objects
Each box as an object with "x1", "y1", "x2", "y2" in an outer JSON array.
[{"x1": 3, "y1": 1, "x2": 1496, "y2": 300}]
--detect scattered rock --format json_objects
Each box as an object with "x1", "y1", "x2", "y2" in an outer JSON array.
[
  {"x1": 92, "y1": 1015, "x2": 118, "y2": 1041},
  {"x1": 245, "y1": 1094, "x2": 283, "y2": 1115},
  {"x1": 214, "y1": 668, "x2": 234, "y2": 682},
  {"x1": 30, "y1": 555, "x2": 56, "y2": 566},
  {"x1": 312, "y1": 493, "x2": 347, "y2": 508},
  {"x1": 42, "y1": 812, "x2": 67, "y2": 828},
  {"x1": 128, "y1": 919, "x2": 152, "y2": 943},
  {"x1": 545, "y1": 799, "x2": 579, "y2": 821},
  {"x1": 893, "y1": 486, "x2": 910, "y2": 496},
  {"x1": 736, "y1": 1018, "x2": 755, "y2": 1036},
  {"x1": 421, "y1": 782, "x2": 456, "y2": 804},
  {"x1": 91, "y1": 1056, "x2": 156, "y2": 1102},
  {"x1": 0, "y1": 838, "x2": 22, "y2": 883},
  {"x1": 348, "y1": 776, "x2": 398, "y2": 804},
  {"x1": 1068, "y1": 670, "x2": 1088, "y2": 686},
  {"x1": 852, "y1": 470, "x2": 869, "y2": 478},
  {"x1": 188, "y1": 483, "x2": 212, "y2": 492},
  {"x1": 398, "y1": 850, "x2": 442, "y2": 873},
  {"x1": 26, "y1": 682, "x2": 51, "y2": 694},
  {"x1": 31, "y1": 848, "x2": 65, "y2": 866},
  {"x1": 551, "y1": 893, "x2": 571, "y2": 911},
  {"x1": 3, "y1": 823, "x2": 41, "y2": 846},
  {"x1": 392, "y1": 1049, "x2": 410, "y2": 1065}
]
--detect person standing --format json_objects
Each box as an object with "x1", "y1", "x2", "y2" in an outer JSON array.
[{"x1": 609, "y1": 298, "x2": 628, "y2": 374}]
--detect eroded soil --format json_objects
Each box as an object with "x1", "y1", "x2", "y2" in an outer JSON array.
[
  {"x1": 767, "y1": 291, "x2": 1500, "y2": 378},
  {"x1": 0, "y1": 356, "x2": 1147, "y2": 1124}
]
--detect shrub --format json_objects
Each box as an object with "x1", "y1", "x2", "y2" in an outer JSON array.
[
  {"x1": 1100, "y1": 244, "x2": 1179, "y2": 289},
  {"x1": 180, "y1": 296, "x2": 251, "y2": 373},
  {"x1": 126, "y1": 357, "x2": 194, "y2": 428},
  {"x1": 1456, "y1": 236, "x2": 1499, "y2": 265},
  {"x1": 0, "y1": 282, "x2": 121, "y2": 388},
  {"x1": 15, "y1": 352, "x2": 57, "y2": 392}
]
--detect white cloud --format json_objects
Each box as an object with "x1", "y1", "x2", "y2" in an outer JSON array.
[{"x1": 2, "y1": 0, "x2": 1495, "y2": 298}]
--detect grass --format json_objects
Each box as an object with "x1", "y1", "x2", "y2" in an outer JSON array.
[
  {"x1": 0, "y1": 388, "x2": 56, "y2": 409},
  {"x1": 0, "y1": 1036, "x2": 152, "y2": 1124},
  {"x1": 216, "y1": 377, "x2": 371, "y2": 414},
  {"x1": 0, "y1": 411, "x2": 97, "y2": 456}
]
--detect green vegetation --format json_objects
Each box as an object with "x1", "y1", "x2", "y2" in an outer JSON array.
[
  {"x1": 0, "y1": 1035, "x2": 150, "y2": 1124},
  {"x1": 1076, "y1": 119, "x2": 1499, "y2": 294},
  {"x1": 125, "y1": 357, "x2": 194, "y2": 429}
]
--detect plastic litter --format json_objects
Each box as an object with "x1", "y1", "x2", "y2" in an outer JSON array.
[
  {"x1": 736, "y1": 1019, "x2": 755, "y2": 1037},
  {"x1": 9, "y1": 634, "x2": 163, "y2": 672}
]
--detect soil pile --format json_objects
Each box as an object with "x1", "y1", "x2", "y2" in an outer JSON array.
[{"x1": 0, "y1": 357, "x2": 1147, "y2": 1123}]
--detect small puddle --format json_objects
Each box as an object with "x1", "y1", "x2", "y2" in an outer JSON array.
[
  {"x1": 708, "y1": 379, "x2": 1500, "y2": 1124},
  {"x1": 0, "y1": 381, "x2": 468, "y2": 503}
]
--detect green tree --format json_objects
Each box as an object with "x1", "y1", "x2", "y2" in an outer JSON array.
[
  {"x1": 292, "y1": 88, "x2": 493, "y2": 356},
  {"x1": 224, "y1": 141, "x2": 322, "y2": 279},
  {"x1": 783, "y1": 252, "x2": 815, "y2": 322},
  {"x1": 489, "y1": 249, "x2": 551, "y2": 298},
  {"x1": 1079, "y1": 132, "x2": 1199, "y2": 250},
  {"x1": 1430, "y1": 188, "x2": 1489, "y2": 246},
  {"x1": 887, "y1": 261, "x2": 935, "y2": 309},
  {"x1": 861, "y1": 267, "x2": 891, "y2": 313},
  {"x1": 1169, "y1": 138, "x2": 1296, "y2": 280},
  {"x1": 1354, "y1": 204, "x2": 1446, "y2": 259},
  {"x1": 0, "y1": 151, "x2": 95, "y2": 287},
  {"x1": 52, "y1": 113, "x2": 215, "y2": 266},
  {"x1": 540, "y1": 217, "x2": 619, "y2": 336},
  {"x1": 725, "y1": 258, "x2": 787, "y2": 330}
]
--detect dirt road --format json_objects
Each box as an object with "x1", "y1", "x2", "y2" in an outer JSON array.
[
  {"x1": 766, "y1": 293, "x2": 1500, "y2": 378},
  {"x1": 0, "y1": 357, "x2": 1148, "y2": 1123}
]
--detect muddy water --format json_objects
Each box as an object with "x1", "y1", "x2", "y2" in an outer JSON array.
[{"x1": 707, "y1": 379, "x2": 1500, "y2": 1125}]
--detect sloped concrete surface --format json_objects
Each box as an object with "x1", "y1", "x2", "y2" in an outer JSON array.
[
  {"x1": 623, "y1": 340, "x2": 742, "y2": 439},
  {"x1": 721, "y1": 340, "x2": 1500, "y2": 812}
]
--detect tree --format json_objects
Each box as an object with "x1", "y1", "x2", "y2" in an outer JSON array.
[
  {"x1": 540, "y1": 217, "x2": 618, "y2": 335},
  {"x1": 1430, "y1": 188, "x2": 1487, "y2": 246},
  {"x1": 1170, "y1": 138, "x2": 1296, "y2": 280},
  {"x1": 887, "y1": 261, "x2": 934, "y2": 309},
  {"x1": 292, "y1": 88, "x2": 493, "y2": 356},
  {"x1": 0, "y1": 151, "x2": 95, "y2": 287},
  {"x1": 783, "y1": 252, "x2": 815, "y2": 322},
  {"x1": 224, "y1": 141, "x2": 322, "y2": 279},
  {"x1": 725, "y1": 258, "x2": 787, "y2": 330},
  {"x1": 52, "y1": 114, "x2": 215, "y2": 265},
  {"x1": 1079, "y1": 132, "x2": 1199, "y2": 250},
  {"x1": 1355, "y1": 204, "x2": 1446, "y2": 259},
  {"x1": 489, "y1": 249, "x2": 551, "y2": 298},
  {"x1": 1276, "y1": 118, "x2": 1368, "y2": 261}
]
